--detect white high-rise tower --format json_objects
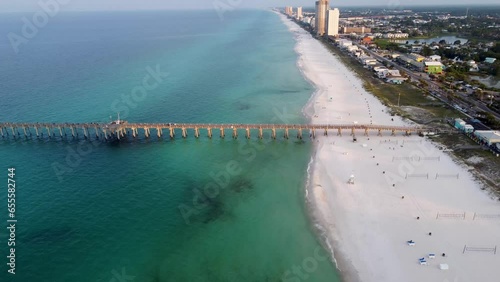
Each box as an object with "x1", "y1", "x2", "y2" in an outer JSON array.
[{"x1": 327, "y1": 8, "x2": 340, "y2": 36}]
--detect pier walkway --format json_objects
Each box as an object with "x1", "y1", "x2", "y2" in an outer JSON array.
[{"x1": 0, "y1": 122, "x2": 448, "y2": 141}]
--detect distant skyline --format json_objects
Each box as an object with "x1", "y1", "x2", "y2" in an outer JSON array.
[{"x1": 1, "y1": 0, "x2": 499, "y2": 12}]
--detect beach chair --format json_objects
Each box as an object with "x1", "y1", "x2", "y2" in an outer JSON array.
[
  {"x1": 428, "y1": 254, "x2": 435, "y2": 259},
  {"x1": 407, "y1": 240, "x2": 415, "y2": 246},
  {"x1": 419, "y1": 258, "x2": 427, "y2": 265}
]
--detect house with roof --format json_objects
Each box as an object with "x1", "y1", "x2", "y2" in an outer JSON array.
[
  {"x1": 484, "y1": 57, "x2": 497, "y2": 64},
  {"x1": 474, "y1": 131, "x2": 500, "y2": 146},
  {"x1": 428, "y1": 55, "x2": 441, "y2": 61},
  {"x1": 424, "y1": 61, "x2": 443, "y2": 74}
]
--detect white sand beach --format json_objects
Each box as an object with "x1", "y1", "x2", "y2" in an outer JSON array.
[{"x1": 280, "y1": 14, "x2": 500, "y2": 282}]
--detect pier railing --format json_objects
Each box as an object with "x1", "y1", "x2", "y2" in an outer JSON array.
[{"x1": 0, "y1": 122, "x2": 451, "y2": 141}]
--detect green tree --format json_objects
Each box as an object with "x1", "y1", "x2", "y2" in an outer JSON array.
[
  {"x1": 454, "y1": 40, "x2": 461, "y2": 45},
  {"x1": 422, "y1": 46, "x2": 433, "y2": 57}
]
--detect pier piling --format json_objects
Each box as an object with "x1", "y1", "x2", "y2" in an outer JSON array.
[
  {"x1": 169, "y1": 127, "x2": 175, "y2": 139},
  {"x1": 0, "y1": 122, "x2": 429, "y2": 142}
]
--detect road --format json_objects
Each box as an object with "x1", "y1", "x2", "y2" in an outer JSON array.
[{"x1": 355, "y1": 43, "x2": 500, "y2": 121}]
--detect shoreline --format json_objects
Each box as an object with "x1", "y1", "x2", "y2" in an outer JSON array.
[{"x1": 278, "y1": 13, "x2": 500, "y2": 282}]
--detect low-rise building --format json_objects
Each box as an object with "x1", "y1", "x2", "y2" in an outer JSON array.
[
  {"x1": 484, "y1": 57, "x2": 497, "y2": 64},
  {"x1": 338, "y1": 39, "x2": 353, "y2": 48},
  {"x1": 382, "y1": 32, "x2": 409, "y2": 39},
  {"x1": 360, "y1": 57, "x2": 377, "y2": 65},
  {"x1": 428, "y1": 55, "x2": 441, "y2": 61},
  {"x1": 454, "y1": 118, "x2": 466, "y2": 129},
  {"x1": 454, "y1": 119, "x2": 474, "y2": 133},
  {"x1": 463, "y1": 124, "x2": 474, "y2": 133},
  {"x1": 467, "y1": 60, "x2": 479, "y2": 72},
  {"x1": 342, "y1": 27, "x2": 371, "y2": 34},
  {"x1": 424, "y1": 61, "x2": 443, "y2": 74},
  {"x1": 386, "y1": 77, "x2": 406, "y2": 84},
  {"x1": 409, "y1": 53, "x2": 425, "y2": 62},
  {"x1": 347, "y1": 45, "x2": 359, "y2": 53},
  {"x1": 474, "y1": 131, "x2": 500, "y2": 146},
  {"x1": 411, "y1": 45, "x2": 423, "y2": 53}
]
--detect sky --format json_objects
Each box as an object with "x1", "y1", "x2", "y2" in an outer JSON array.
[{"x1": 0, "y1": 0, "x2": 499, "y2": 12}]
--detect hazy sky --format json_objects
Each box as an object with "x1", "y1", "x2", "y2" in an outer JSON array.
[{"x1": 1, "y1": 0, "x2": 498, "y2": 12}]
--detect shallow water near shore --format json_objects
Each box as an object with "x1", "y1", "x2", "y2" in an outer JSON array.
[{"x1": 0, "y1": 10, "x2": 341, "y2": 281}]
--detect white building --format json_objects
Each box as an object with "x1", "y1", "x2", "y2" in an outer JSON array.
[
  {"x1": 428, "y1": 55, "x2": 442, "y2": 61},
  {"x1": 338, "y1": 39, "x2": 352, "y2": 48},
  {"x1": 361, "y1": 57, "x2": 377, "y2": 65},
  {"x1": 383, "y1": 33, "x2": 409, "y2": 39},
  {"x1": 302, "y1": 17, "x2": 313, "y2": 25},
  {"x1": 347, "y1": 45, "x2": 359, "y2": 53},
  {"x1": 474, "y1": 131, "x2": 500, "y2": 146},
  {"x1": 326, "y1": 8, "x2": 340, "y2": 36}
]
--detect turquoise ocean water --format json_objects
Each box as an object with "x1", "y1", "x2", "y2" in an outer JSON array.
[{"x1": 0, "y1": 10, "x2": 341, "y2": 282}]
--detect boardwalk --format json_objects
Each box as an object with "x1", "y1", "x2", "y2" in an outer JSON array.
[{"x1": 0, "y1": 122, "x2": 447, "y2": 141}]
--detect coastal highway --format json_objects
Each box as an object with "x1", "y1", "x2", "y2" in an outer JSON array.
[{"x1": 354, "y1": 43, "x2": 500, "y2": 121}]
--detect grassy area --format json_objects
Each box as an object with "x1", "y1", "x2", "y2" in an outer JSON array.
[{"x1": 432, "y1": 133, "x2": 500, "y2": 196}]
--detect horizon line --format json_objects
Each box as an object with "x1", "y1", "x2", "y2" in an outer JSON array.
[{"x1": 1, "y1": 4, "x2": 500, "y2": 13}]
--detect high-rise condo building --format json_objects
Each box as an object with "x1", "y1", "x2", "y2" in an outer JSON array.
[
  {"x1": 327, "y1": 8, "x2": 340, "y2": 36},
  {"x1": 297, "y1": 7, "x2": 303, "y2": 20},
  {"x1": 315, "y1": 0, "x2": 329, "y2": 36}
]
